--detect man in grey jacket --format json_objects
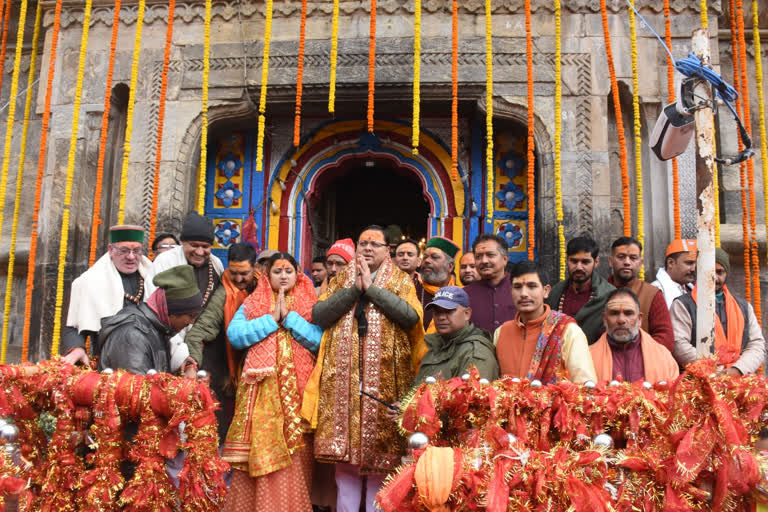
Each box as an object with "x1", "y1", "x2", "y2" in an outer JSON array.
[{"x1": 671, "y1": 248, "x2": 765, "y2": 375}]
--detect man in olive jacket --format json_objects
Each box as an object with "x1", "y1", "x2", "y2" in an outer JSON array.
[
  {"x1": 413, "y1": 286, "x2": 499, "y2": 384},
  {"x1": 545, "y1": 236, "x2": 615, "y2": 344}
]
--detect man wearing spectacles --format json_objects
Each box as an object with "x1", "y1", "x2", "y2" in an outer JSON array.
[
  {"x1": 303, "y1": 225, "x2": 426, "y2": 512},
  {"x1": 62, "y1": 225, "x2": 154, "y2": 366}
]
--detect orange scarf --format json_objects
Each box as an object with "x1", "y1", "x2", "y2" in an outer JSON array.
[
  {"x1": 692, "y1": 285, "x2": 744, "y2": 366},
  {"x1": 420, "y1": 273, "x2": 456, "y2": 296},
  {"x1": 221, "y1": 269, "x2": 258, "y2": 383}
]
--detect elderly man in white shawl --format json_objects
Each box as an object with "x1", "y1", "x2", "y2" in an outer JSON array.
[{"x1": 62, "y1": 225, "x2": 154, "y2": 366}]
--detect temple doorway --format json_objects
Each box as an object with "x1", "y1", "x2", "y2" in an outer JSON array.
[{"x1": 309, "y1": 157, "x2": 430, "y2": 258}]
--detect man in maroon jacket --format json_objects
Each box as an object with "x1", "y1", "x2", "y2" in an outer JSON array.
[
  {"x1": 607, "y1": 236, "x2": 674, "y2": 353},
  {"x1": 463, "y1": 233, "x2": 517, "y2": 333}
]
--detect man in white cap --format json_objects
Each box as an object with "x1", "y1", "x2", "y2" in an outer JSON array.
[{"x1": 61, "y1": 225, "x2": 153, "y2": 365}]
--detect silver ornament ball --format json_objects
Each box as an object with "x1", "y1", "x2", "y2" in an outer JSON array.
[
  {"x1": 510, "y1": 377, "x2": 521, "y2": 383},
  {"x1": 408, "y1": 432, "x2": 429, "y2": 451},
  {"x1": 593, "y1": 433, "x2": 614, "y2": 449},
  {"x1": 479, "y1": 378, "x2": 490, "y2": 385},
  {"x1": 609, "y1": 380, "x2": 620, "y2": 387},
  {"x1": 146, "y1": 369, "x2": 158, "y2": 376},
  {"x1": 583, "y1": 380, "x2": 596, "y2": 389},
  {"x1": 642, "y1": 381, "x2": 652, "y2": 390},
  {"x1": 0, "y1": 423, "x2": 19, "y2": 443},
  {"x1": 196, "y1": 370, "x2": 208, "y2": 379},
  {"x1": 102, "y1": 368, "x2": 114, "y2": 375},
  {"x1": 424, "y1": 376, "x2": 437, "y2": 385},
  {"x1": 461, "y1": 373, "x2": 470, "y2": 382},
  {"x1": 530, "y1": 379, "x2": 543, "y2": 389},
  {"x1": 657, "y1": 381, "x2": 667, "y2": 386}
]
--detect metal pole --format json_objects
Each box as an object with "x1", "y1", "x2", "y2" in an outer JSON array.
[{"x1": 692, "y1": 28, "x2": 717, "y2": 358}]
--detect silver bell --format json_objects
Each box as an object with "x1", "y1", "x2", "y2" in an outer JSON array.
[
  {"x1": 146, "y1": 369, "x2": 158, "y2": 376},
  {"x1": 583, "y1": 380, "x2": 596, "y2": 390},
  {"x1": 642, "y1": 381, "x2": 652, "y2": 390},
  {"x1": 424, "y1": 376, "x2": 437, "y2": 385},
  {"x1": 608, "y1": 380, "x2": 620, "y2": 387},
  {"x1": 530, "y1": 379, "x2": 543, "y2": 389},
  {"x1": 479, "y1": 378, "x2": 490, "y2": 385},
  {"x1": 102, "y1": 368, "x2": 114, "y2": 375},
  {"x1": 461, "y1": 373, "x2": 470, "y2": 382},
  {"x1": 593, "y1": 433, "x2": 614, "y2": 449},
  {"x1": 0, "y1": 423, "x2": 19, "y2": 443},
  {"x1": 196, "y1": 370, "x2": 208, "y2": 379},
  {"x1": 408, "y1": 432, "x2": 429, "y2": 451}
]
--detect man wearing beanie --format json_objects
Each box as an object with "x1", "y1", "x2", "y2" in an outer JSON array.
[
  {"x1": 670, "y1": 247, "x2": 766, "y2": 375},
  {"x1": 316, "y1": 238, "x2": 355, "y2": 297},
  {"x1": 416, "y1": 236, "x2": 460, "y2": 330},
  {"x1": 98, "y1": 265, "x2": 203, "y2": 375},
  {"x1": 62, "y1": 225, "x2": 153, "y2": 366},
  {"x1": 145, "y1": 212, "x2": 224, "y2": 371}
]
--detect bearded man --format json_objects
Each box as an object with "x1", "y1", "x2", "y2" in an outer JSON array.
[
  {"x1": 651, "y1": 239, "x2": 697, "y2": 308},
  {"x1": 589, "y1": 288, "x2": 679, "y2": 383},
  {"x1": 302, "y1": 225, "x2": 424, "y2": 512},
  {"x1": 415, "y1": 237, "x2": 460, "y2": 330},
  {"x1": 62, "y1": 225, "x2": 153, "y2": 365}
]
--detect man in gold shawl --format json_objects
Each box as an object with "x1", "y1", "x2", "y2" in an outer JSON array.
[{"x1": 302, "y1": 225, "x2": 425, "y2": 512}]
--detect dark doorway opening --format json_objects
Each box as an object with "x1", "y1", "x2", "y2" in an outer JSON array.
[{"x1": 310, "y1": 158, "x2": 430, "y2": 257}]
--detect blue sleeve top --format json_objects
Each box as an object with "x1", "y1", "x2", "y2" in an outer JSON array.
[{"x1": 227, "y1": 305, "x2": 323, "y2": 353}]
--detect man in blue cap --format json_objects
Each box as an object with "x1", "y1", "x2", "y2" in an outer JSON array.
[{"x1": 412, "y1": 285, "x2": 499, "y2": 384}]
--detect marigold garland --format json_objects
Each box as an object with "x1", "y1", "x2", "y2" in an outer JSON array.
[
  {"x1": 328, "y1": 0, "x2": 339, "y2": 113},
  {"x1": 255, "y1": 0, "x2": 273, "y2": 173},
  {"x1": 735, "y1": 0, "x2": 760, "y2": 318},
  {"x1": 116, "y1": 0, "x2": 147, "y2": 224},
  {"x1": 662, "y1": 0, "x2": 681, "y2": 239},
  {"x1": 754, "y1": 0, "x2": 768, "y2": 284},
  {"x1": 196, "y1": 0, "x2": 212, "y2": 213},
  {"x1": 554, "y1": 0, "x2": 564, "y2": 280},
  {"x1": 484, "y1": 0, "x2": 493, "y2": 222},
  {"x1": 525, "y1": 0, "x2": 535, "y2": 260},
  {"x1": 628, "y1": 0, "x2": 644, "y2": 279},
  {"x1": 22, "y1": 0, "x2": 63, "y2": 362},
  {"x1": 367, "y1": 0, "x2": 377, "y2": 132},
  {"x1": 0, "y1": 0, "x2": 13, "y2": 95},
  {"x1": 0, "y1": 0, "x2": 30, "y2": 364},
  {"x1": 89, "y1": 0, "x2": 123, "y2": 266},
  {"x1": 292, "y1": 0, "x2": 308, "y2": 147},
  {"x1": 450, "y1": 0, "x2": 458, "y2": 179},
  {"x1": 699, "y1": 0, "x2": 708, "y2": 29},
  {"x1": 600, "y1": 0, "x2": 631, "y2": 236},
  {"x1": 411, "y1": 0, "x2": 421, "y2": 155},
  {"x1": 50, "y1": 0, "x2": 94, "y2": 355},
  {"x1": 149, "y1": 0, "x2": 176, "y2": 256}
]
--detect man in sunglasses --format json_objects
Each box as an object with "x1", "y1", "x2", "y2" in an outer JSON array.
[{"x1": 62, "y1": 224, "x2": 154, "y2": 366}]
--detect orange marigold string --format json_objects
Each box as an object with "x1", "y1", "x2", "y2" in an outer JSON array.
[
  {"x1": 367, "y1": 0, "x2": 376, "y2": 132},
  {"x1": 662, "y1": 0, "x2": 681, "y2": 238},
  {"x1": 148, "y1": 0, "x2": 176, "y2": 257},
  {"x1": 292, "y1": 0, "x2": 307, "y2": 146},
  {"x1": 600, "y1": 0, "x2": 631, "y2": 236},
  {"x1": 22, "y1": 0, "x2": 64, "y2": 361},
  {"x1": 484, "y1": 0, "x2": 493, "y2": 222},
  {"x1": 525, "y1": 0, "x2": 535, "y2": 259},
  {"x1": 89, "y1": 0, "x2": 123, "y2": 266},
  {"x1": 450, "y1": 0, "x2": 458, "y2": 180},
  {"x1": 735, "y1": 0, "x2": 760, "y2": 318},
  {"x1": 729, "y1": 0, "x2": 751, "y2": 303},
  {"x1": 0, "y1": 0, "x2": 13, "y2": 95}
]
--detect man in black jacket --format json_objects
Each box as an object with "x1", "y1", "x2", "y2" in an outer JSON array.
[{"x1": 98, "y1": 265, "x2": 203, "y2": 375}]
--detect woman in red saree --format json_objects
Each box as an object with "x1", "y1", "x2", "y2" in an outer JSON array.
[{"x1": 221, "y1": 252, "x2": 323, "y2": 511}]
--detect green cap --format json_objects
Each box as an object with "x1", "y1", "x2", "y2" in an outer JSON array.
[
  {"x1": 715, "y1": 247, "x2": 730, "y2": 274},
  {"x1": 152, "y1": 265, "x2": 203, "y2": 314},
  {"x1": 425, "y1": 236, "x2": 460, "y2": 259},
  {"x1": 109, "y1": 225, "x2": 144, "y2": 244}
]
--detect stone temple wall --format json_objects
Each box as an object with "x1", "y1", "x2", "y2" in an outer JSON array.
[{"x1": 0, "y1": 0, "x2": 766, "y2": 360}]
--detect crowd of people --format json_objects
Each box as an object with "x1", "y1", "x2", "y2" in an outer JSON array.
[{"x1": 60, "y1": 213, "x2": 767, "y2": 511}]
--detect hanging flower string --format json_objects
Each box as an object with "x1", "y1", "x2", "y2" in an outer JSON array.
[
  {"x1": 412, "y1": 0, "x2": 421, "y2": 155},
  {"x1": 367, "y1": 0, "x2": 377, "y2": 132},
  {"x1": 22, "y1": 0, "x2": 63, "y2": 362},
  {"x1": 89, "y1": 0, "x2": 123, "y2": 265},
  {"x1": 255, "y1": 0, "x2": 273, "y2": 173},
  {"x1": 0, "y1": 0, "x2": 14, "y2": 95},
  {"x1": 450, "y1": 0, "x2": 458, "y2": 179},
  {"x1": 662, "y1": 0, "x2": 681, "y2": 239},
  {"x1": 600, "y1": 0, "x2": 631, "y2": 236},
  {"x1": 754, "y1": 0, "x2": 768, "y2": 282},
  {"x1": 0, "y1": 0, "x2": 31, "y2": 364},
  {"x1": 196, "y1": 0, "x2": 212, "y2": 213},
  {"x1": 735, "y1": 0, "x2": 760, "y2": 319},
  {"x1": 116, "y1": 0, "x2": 147, "y2": 223},
  {"x1": 50, "y1": 0, "x2": 94, "y2": 355},
  {"x1": 328, "y1": 0, "x2": 339, "y2": 113},
  {"x1": 149, "y1": 0, "x2": 176, "y2": 256},
  {"x1": 554, "y1": 0, "x2": 564, "y2": 280},
  {"x1": 628, "y1": 0, "x2": 644, "y2": 279},
  {"x1": 700, "y1": 0, "x2": 708, "y2": 28},
  {"x1": 525, "y1": 0, "x2": 535, "y2": 259},
  {"x1": 729, "y1": 0, "x2": 751, "y2": 303},
  {"x1": 484, "y1": 0, "x2": 493, "y2": 222},
  {"x1": 293, "y1": 0, "x2": 308, "y2": 147}
]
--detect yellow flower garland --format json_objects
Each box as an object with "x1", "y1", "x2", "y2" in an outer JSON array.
[
  {"x1": 328, "y1": 0, "x2": 339, "y2": 113},
  {"x1": 554, "y1": 0, "x2": 564, "y2": 280},
  {"x1": 116, "y1": 0, "x2": 147, "y2": 223},
  {"x1": 411, "y1": 0, "x2": 421, "y2": 155},
  {"x1": 700, "y1": 0, "x2": 708, "y2": 29},
  {"x1": 629, "y1": 0, "x2": 644, "y2": 279},
  {"x1": 256, "y1": 0, "x2": 274, "y2": 173},
  {"x1": 197, "y1": 0, "x2": 212, "y2": 213},
  {"x1": 51, "y1": 0, "x2": 93, "y2": 354},
  {"x1": 0, "y1": 0, "x2": 32, "y2": 363},
  {"x1": 753, "y1": 0, "x2": 768, "y2": 265},
  {"x1": 485, "y1": 0, "x2": 493, "y2": 222}
]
